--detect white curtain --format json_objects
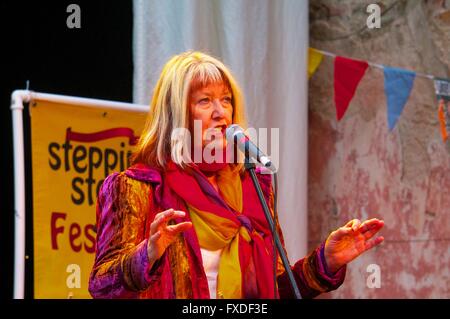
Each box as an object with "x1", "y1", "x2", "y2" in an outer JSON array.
[{"x1": 133, "y1": 0, "x2": 309, "y2": 262}]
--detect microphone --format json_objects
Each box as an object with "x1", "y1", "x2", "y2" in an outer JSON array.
[{"x1": 226, "y1": 124, "x2": 276, "y2": 172}]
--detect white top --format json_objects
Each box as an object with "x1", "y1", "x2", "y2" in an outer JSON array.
[{"x1": 200, "y1": 248, "x2": 223, "y2": 299}]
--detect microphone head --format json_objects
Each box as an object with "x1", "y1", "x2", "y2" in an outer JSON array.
[{"x1": 225, "y1": 124, "x2": 244, "y2": 141}]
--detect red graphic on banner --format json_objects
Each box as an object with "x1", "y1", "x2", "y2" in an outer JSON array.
[{"x1": 66, "y1": 127, "x2": 139, "y2": 145}]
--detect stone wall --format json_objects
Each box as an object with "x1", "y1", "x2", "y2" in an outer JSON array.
[{"x1": 308, "y1": 0, "x2": 450, "y2": 298}]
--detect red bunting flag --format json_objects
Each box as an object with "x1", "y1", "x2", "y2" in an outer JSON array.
[{"x1": 334, "y1": 56, "x2": 369, "y2": 121}]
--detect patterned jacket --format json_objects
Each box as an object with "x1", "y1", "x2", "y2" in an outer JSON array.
[{"x1": 88, "y1": 164, "x2": 346, "y2": 298}]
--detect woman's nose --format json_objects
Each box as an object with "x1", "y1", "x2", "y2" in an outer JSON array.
[{"x1": 212, "y1": 99, "x2": 225, "y2": 118}]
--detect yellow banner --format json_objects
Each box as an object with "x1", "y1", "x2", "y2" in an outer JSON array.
[{"x1": 31, "y1": 99, "x2": 147, "y2": 298}]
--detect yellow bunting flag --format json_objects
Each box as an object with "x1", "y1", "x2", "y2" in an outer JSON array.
[{"x1": 308, "y1": 48, "x2": 324, "y2": 79}]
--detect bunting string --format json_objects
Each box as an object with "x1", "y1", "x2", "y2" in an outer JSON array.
[
  {"x1": 313, "y1": 48, "x2": 436, "y2": 80},
  {"x1": 308, "y1": 47, "x2": 450, "y2": 145},
  {"x1": 308, "y1": 48, "x2": 450, "y2": 146}
]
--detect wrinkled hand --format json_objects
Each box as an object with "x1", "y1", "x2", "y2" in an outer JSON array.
[
  {"x1": 147, "y1": 209, "x2": 192, "y2": 263},
  {"x1": 324, "y1": 218, "x2": 384, "y2": 273}
]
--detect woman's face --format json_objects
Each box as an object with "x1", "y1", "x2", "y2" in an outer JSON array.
[{"x1": 189, "y1": 81, "x2": 233, "y2": 149}]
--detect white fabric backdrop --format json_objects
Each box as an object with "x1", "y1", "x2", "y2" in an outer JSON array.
[{"x1": 133, "y1": 0, "x2": 309, "y2": 262}]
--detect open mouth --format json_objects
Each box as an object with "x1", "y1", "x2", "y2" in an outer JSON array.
[
  {"x1": 214, "y1": 124, "x2": 227, "y2": 135},
  {"x1": 204, "y1": 125, "x2": 227, "y2": 142}
]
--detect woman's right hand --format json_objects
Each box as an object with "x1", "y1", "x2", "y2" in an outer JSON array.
[{"x1": 147, "y1": 209, "x2": 192, "y2": 263}]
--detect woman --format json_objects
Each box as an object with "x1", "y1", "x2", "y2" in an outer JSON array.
[{"x1": 88, "y1": 51, "x2": 384, "y2": 299}]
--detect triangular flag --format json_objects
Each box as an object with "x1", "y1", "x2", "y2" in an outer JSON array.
[
  {"x1": 334, "y1": 56, "x2": 369, "y2": 121},
  {"x1": 308, "y1": 48, "x2": 323, "y2": 78},
  {"x1": 438, "y1": 99, "x2": 449, "y2": 142},
  {"x1": 383, "y1": 67, "x2": 416, "y2": 130}
]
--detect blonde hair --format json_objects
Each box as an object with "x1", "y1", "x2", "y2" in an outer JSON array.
[{"x1": 131, "y1": 51, "x2": 247, "y2": 170}]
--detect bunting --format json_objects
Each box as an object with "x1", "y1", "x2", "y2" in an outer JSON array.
[
  {"x1": 383, "y1": 67, "x2": 416, "y2": 131},
  {"x1": 438, "y1": 99, "x2": 450, "y2": 142},
  {"x1": 308, "y1": 48, "x2": 324, "y2": 78},
  {"x1": 310, "y1": 48, "x2": 450, "y2": 148},
  {"x1": 334, "y1": 56, "x2": 368, "y2": 121}
]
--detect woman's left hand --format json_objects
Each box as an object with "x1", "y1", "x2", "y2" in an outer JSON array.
[{"x1": 324, "y1": 218, "x2": 384, "y2": 273}]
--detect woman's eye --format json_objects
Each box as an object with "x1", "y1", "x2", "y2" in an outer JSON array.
[
  {"x1": 223, "y1": 96, "x2": 232, "y2": 103},
  {"x1": 198, "y1": 98, "x2": 210, "y2": 105}
]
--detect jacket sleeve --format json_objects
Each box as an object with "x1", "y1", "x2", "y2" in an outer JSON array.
[
  {"x1": 88, "y1": 172, "x2": 159, "y2": 298},
  {"x1": 277, "y1": 241, "x2": 346, "y2": 299}
]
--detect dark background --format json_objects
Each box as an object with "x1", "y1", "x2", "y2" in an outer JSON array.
[{"x1": 0, "y1": 1, "x2": 133, "y2": 299}]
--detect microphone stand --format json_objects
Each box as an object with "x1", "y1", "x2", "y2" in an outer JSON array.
[{"x1": 244, "y1": 158, "x2": 302, "y2": 299}]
